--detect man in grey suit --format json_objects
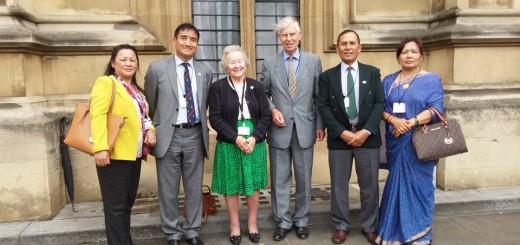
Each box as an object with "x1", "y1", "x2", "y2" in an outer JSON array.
[
  {"x1": 144, "y1": 23, "x2": 212, "y2": 245},
  {"x1": 318, "y1": 29, "x2": 384, "y2": 245},
  {"x1": 259, "y1": 16, "x2": 324, "y2": 241}
]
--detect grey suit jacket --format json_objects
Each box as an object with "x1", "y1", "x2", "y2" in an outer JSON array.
[
  {"x1": 144, "y1": 56, "x2": 213, "y2": 158},
  {"x1": 259, "y1": 51, "x2": 323, "y2": 149}
]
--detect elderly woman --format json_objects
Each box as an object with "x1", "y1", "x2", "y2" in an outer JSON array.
[
  {"x1": 376, "y1": 38, "x2": 444, "y2": 245},
  {"x1": 208, "y1": 45, "x2": 271, "y2": 244}
]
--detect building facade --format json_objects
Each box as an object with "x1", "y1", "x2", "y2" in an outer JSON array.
[{"x1": 1, "y1": 0, "x2": 519, "y2": 222}]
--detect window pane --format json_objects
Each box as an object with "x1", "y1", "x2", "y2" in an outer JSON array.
[
  {"x1": 256, "y1": 31, "x2": 277, "y2": 45},
  {"x1": 255, "y1": 2, "x2": 275, "y2": 15},
  {"x1": 256, "y1": 46, "x2": 277, "y2": 59},
  {"x1": 217, "y1": 16, "x2": 240, "y2": 30},
  {"x1": 255, "y1": 0, "x2": 299, "y2": 73},
  {"x1": 196, "y1": 46, "x2": 218, "y2": 60},
  {"x1": 256, "y1": 16, "x2": 277, "y2": 30},
  {"x1": 216, "y1": 2, "x2": 239, "y2": 15},
  {"x1": 218, "y1": 32, "x2": 240, "y2": 44},
  {"x1": 279, "y1": 3, "x2": 298, "y2": 16},
  {"x1": 193, "y1": 0, "x2": 239, "y2": 80}
]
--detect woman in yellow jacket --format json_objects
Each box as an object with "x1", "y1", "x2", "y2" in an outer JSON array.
[{"x1": 90, "y1": 44, "x2": 156, "y2": 245}]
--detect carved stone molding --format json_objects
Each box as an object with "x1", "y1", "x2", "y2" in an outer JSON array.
[
  {"x1": 0, "y1": 4, "x2": 165, "y2": 54},
  {"x1": 320, "y1": 0, "x2": 520, "y2": 52}
]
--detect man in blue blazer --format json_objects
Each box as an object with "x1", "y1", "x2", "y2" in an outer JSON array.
[
  {"x1": 318, "y1": 29, "x2": 384, "y2": 245},
  {"x1": 259, "y1": 17, "x2": 325, "y2": 241},
  {"x1": 145, "y1": 23, "x2": 212, "y2": 245}
]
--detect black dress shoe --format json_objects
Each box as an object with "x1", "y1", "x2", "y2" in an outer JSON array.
[
  {"x1": 186, "y1": 236, "x2": 205, "y2": 245},
  {"x1": 272, "y1": 227, "x2": 291, "y2": 241},
  {"x1": 229, "y1": 235, "x2": 241, "y2": 244},
  {"x1": 294, "y1": 226, "x2": 309, "y2": 239},
  {"x1": 248, "y1": 232, "x2": 260, "y2": 243},
  {"x1": 167, "y1": 239, "x2": 181, "y2": 245}
]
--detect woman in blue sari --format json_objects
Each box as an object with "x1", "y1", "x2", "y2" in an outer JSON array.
[{"x1": 376, "y1": 38, "x2": 444, "y2": 245}]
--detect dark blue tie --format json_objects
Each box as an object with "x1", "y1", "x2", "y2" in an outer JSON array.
[{"x1": 182, "y1": 63, "x2": 196, "y2": 126}]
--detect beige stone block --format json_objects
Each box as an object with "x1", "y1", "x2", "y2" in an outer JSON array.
[
  {"x1": 355, "y1": 0, "x2": 430, "y2": 15},
  {"x1": 0, "y1": 54, "x2": 25, "y2": 97},
  {"x1": 0, "y1": 195, "x2": 53, "y2": 222},
  {"x1": 42, "y1": 55, "x2": 107, "y2": 95},
  {"x1": 138, "y1": 158, "x2": 158, "y2": 198},
  {"x1": 67, "y1": 150, "x2": 100, "y2": 202},
  {"x1": 454, "y1": 47, "x2": 520, "y2": 84},
  {"x1": 441, "y1": 166, "x2": 520, "y2": 190},
  {"x1": 429, "y1": 49, "x2": 454, "y2": 84},
  {"x1": 453, "y1": 107, "x2": 520, "y2": 139},
  {"x1": 24, "y1": 54, "x2": 44, "y2": 96},
  {"x1": 14, "y1": 0, "x2": 130, "y2": 15},
  {"x1": 438, "y1": 136, "x2": 520, "y2": 171},
  {"x1": 0, "y1": 108, "x2": 51, "y2": 164},
  {"x1": 0, "y1": 161, "x2": 50, "y2": 196},
  {"x1": 312, "y1": 141, "x2": 331, "y2": 185}
]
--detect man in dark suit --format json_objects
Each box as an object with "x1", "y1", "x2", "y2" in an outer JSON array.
[
  {"x1": 318, "y1": 29, "x2": 384, "y2": 245},
  {"x1": 259, "y1": 16, "x2": 324, "y2": 241},
  {"x1": 144, "y1": 23, "x2": 212, "y2": 245}
]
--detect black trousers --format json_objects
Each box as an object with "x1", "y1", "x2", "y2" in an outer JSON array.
[{"x1": 96, "y1": 158, "x2": 141, "y2": 245}]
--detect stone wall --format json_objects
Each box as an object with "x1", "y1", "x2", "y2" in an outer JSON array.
[{"x1": 0, "y1": 0, "x2": 519, "y2": 222}]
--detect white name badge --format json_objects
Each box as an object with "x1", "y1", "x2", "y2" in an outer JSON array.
[
  {"x1": 238, "y1": 126, "x2": 250, "y2": 136},
  {"x1": 393, "y1": 102, "x2": 406, "y2": 113},
  {"x1": 344, "y1": 97, "x2": 350, "y2": 108},
  {"x1": 179, "y1": 97, "x2": 187, "y2": 108},
  {"x1": 144, "y1": 118, "x2": 152, "y2": 130}
]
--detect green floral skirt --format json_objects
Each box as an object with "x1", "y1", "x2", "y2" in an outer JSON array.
[{"x1": 211, "y1": 119, "x2": 267, "y2": 196}]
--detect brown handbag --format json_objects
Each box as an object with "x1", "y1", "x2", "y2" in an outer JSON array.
[
  {"x1": 64, "y1": 78, "x2": 125, "y2": 156},
  {"x1": 181, "y1": 185, "x2": 217, "y2": 225},
  {"x1": 412, "y1": 107, "x2": 468, "y2": 161}
]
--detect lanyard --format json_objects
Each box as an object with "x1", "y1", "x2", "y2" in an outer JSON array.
[
  {"x1": 117, "y1": 76, "x2": 147, "y2": 116},
  {"x1": 228, "y1": 76, "x2": 247, "y2": 120},
  {"x1": 176, "y1": 65, "x2": 195, "y2": 97},
  {"x1": 396, "y1": 68, "x2": 420, "y2": 103},
  {"x1": 342, "y1": 67, "x2": 358, "y2": 98}
]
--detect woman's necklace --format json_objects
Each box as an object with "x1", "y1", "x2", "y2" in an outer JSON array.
[{"x1": 399, "y1": 67, "x2": 421, "y2": 90}]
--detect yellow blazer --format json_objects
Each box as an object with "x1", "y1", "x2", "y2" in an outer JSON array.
[{"x1": 90, "y1": 75, "x2": 154, "y2": 161}]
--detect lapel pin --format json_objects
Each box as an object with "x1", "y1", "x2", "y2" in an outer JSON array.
[
  {"x1": 250, "y1": 85, "x2": 254, "y2": 90},
  {"x1": 362, "y1": 80, "x2": 367, "y2": 84}
]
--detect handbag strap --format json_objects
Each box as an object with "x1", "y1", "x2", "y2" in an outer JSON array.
[
  {"x1": 86, "y1": 76, "x2": 118, "y2": 112},
  {"x1": 427, "y1": 107, "x2": 446, "y2": 122},
  {"x1": 425, "y1": 107, "x2": 452, "y2": 138},
  {"x1": 108, "y1": 76, "x2": 117, "y2": 113},
  {"x1": 202, "y1": 185, "x2": 211, "y2": 194}
]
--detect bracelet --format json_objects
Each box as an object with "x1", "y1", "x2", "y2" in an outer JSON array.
[
  {"x1": 384, "y1": 114, "x2": 391, "y2": 122},
  {"x1": 414, "y1": 116, "x2": 419, "y2": 126},
  {"x1": 388, "y1": 115, "x2": 395, "y2": 123}
]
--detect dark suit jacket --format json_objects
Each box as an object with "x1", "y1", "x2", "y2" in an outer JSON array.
[
  {"x1": 318, "y1": 62, "x2": 384, "y2": 150},
  {"x1": 144, "y1": 56, "x2": 213, "y2": 158},
  {"x1": 208, "y1": 77, "x2": 271, "y2": 144}
]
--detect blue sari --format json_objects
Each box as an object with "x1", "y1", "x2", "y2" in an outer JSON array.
[{"x1": 376, "y1": 71, "x2": 444, "y2": 245}]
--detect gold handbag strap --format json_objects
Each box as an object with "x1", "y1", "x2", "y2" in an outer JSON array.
[
  {"x1": 86, "y1": 76, "x2": 118, "y2": 113},
  {"x1": 427, "y1": 107, "x2": 446, "y2": 122},
  {"x1": 108, "y1": 76, "x2": 117, "y2": 113},
  {"x1": 427, "y1": 107, "x2": 452, "y2": 138},
  {"x1": 202, "y1": 185, "x2": 212, "y2": 194}
]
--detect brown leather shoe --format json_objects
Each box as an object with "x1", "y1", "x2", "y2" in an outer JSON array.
[
  {"x1": 332, "y1": 230, "x2": 348, "y2": 244},
  {"x1": 362, "y1": 231, "x2": 377, "y2": 245}
]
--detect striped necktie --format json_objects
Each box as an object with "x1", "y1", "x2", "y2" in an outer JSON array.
[{"x1": 182, "y1": 63, "x2": 196, "y2": 125}]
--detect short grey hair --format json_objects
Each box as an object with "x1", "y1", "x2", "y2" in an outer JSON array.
[
  {"x1": 275, "y1": 16, "x2": 301, "y2": 33},
  {"x1": 220, "y1": 45, "x2": 250, "y2": 70}
]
